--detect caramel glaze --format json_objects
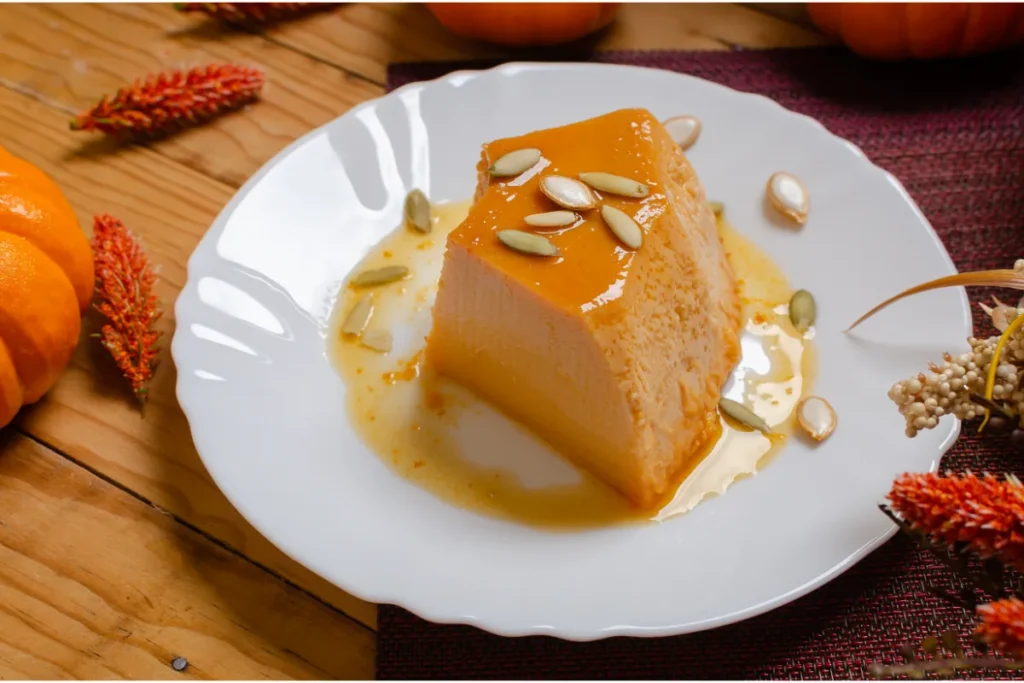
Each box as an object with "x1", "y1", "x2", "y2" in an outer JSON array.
[
  {"x1": 328, "y1": 200, "x2": 815, "y2": 530},
  {"x1": 454, "y1": 109, "x2": 668, "y2": 315}
]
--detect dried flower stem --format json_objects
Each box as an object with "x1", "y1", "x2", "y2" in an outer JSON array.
[
  {"x1": 886, "y1": 472, "x2": 1024, "y2": 576},
  {"x1": 860, "y1": 259, "x2": 1024, "y2": 437},
  {"x1": 869, "y1": 656, "x2": 1024, "y2": 678},
  {"x1": 71, "y1": 64, "x2": 264, "y2": 137},
  {"x1": 879, "y1": 505, "x2": 1010, "y2": 602},
  {"x1": 174, "y1": 2, "x2": 329, "y2": 24},
  {"x1": 980, "y1": 311, "x2": 1024, "y2": 431},
  {"x1": 847, "y1": 267, "x2": 1024, "y2": 332},
  {"x1": 91, "y1": 214, "x2": 162, "y2": 404}
]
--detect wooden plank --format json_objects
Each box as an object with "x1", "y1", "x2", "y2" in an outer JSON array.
[
  {"x1": 0, "y1": 83, "x2": 378, "y2": 630},
  {"x1": 742, "y1": 3, "x2": 819, "y2": 30},
  {"x1": 599, "y1": 3, "x2": 830, "y2": 51},
  {"x1": 262, "y1": 2, "x2": 831, "y2": 85},
  {"x1": 0, "y1": 2, "x2": 382, "y2": 187},
  {"x1": 0, "y1": 432, "x2": 374, "y2": 679},
  {"x1": 0, "y1": 1, "x2": 827, "y2": 640}
]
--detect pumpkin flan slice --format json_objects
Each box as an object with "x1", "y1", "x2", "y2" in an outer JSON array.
[{"x1": 426, "y1": 108, "x2": 742, "y2": 509}]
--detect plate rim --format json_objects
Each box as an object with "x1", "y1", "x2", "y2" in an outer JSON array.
[{"x1": 171, "y1": 60, "x2": 967, "y2": 640}]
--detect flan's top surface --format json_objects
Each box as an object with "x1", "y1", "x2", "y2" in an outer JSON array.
[{"x1": 447, "y1": 108, "x2": 672, "y2": 315}]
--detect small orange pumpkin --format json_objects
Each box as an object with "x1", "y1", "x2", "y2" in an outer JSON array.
[
  {"x1": 808, "y1": 3, "x2": 1024, "y2": 61},
  {"x1": 0, "y1": 145, "x2": 92, "y2": 428},
  {"x1": 426, "y1": 3, "x2": 619, "y2": 47}
]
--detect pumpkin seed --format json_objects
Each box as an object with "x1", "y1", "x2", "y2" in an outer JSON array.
[
  {"x1": 523, "y1": 210, "x2": 579, "y2": 228},
  {"x1": 489, "y1": 148, "x2": 542, "y2": 177},
  {"x1": 351, "y1": 265, "x2": 410, "y2": 287},
  {"x1": 341, "y1": 295, "x2": 373, "y2": 336},
  {"x1": 767, "y1": 171, "x2": 809, "y2": 224},
  {"x1": 709, "y1": 201, "x2": 724, "y2": 217},
  {"x1": 663, "y1": 115, "x2": 701, "y2": 150},
  {"x1": 497, "y1": 230, "x2": 559, "y2": 257},
  {"x1": 599, "y1": 204, "x2": 643, "y2": 249},
  {"x1": 360, "y1": 329, "x2": 393, "y2": 353},
  {"x1": 789, "y1": 289, "x2": 816, "y2": 332},
  {"x1": 539, "y1": 175, "x2": 596, "y2": 210},
  {"x1": 404, "y1": 189, "x2": 431, "y2": 233},
  {"x1": 796, "y1": 395, "x2": 837, "y2": 442},
  {"x1": 719, "y1": 397, "x2": 772, "y2": 433},
  {"x1": 578, "y1": 172, "x2": 649, "y2": 199}
]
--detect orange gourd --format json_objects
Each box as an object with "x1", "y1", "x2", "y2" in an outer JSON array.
[
  {"x1": 0, "y1": 144, "x2": 93, "y2": 428},
  {"x1": 808, "y1": 3, "x2": 1024, "y2": 61},
  {"x1": 426, "y1": 3, "x2": 619, "y2": 47}
]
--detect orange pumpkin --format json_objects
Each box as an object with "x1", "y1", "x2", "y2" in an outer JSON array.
[
  {"x1": 426, "y1": 3, "x2": 619, "y2": 47},
  {"x1": 0, "y1": 144, "x2": 92, "y2": 428},
  {"x1": 808, "y1": 3, "x2": 1024, "y2": 61}
]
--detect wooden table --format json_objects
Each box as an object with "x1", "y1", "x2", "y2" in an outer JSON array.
[{"x1": 0, "y1": 4, "x2": 830, "y2": 678}]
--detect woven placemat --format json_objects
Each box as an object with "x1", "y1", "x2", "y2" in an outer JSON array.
[{"x1": 378, "y1": 47, "x2": 1024, "y2": 679}]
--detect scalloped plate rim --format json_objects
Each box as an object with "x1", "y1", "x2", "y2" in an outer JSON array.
[{"x1": 171, "y1": 60, "x2": 969, "y2": 641}]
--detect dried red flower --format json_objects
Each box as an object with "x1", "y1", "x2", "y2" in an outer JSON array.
[
  {"x1": 887, "y1": 471, "x2": 1024, "y2": 571},
  {"x1": 70, "y1": 64, "x2": 265, "y2": 136},
  {"x1": 91, "y1": 215, "x2": 162, "y2": 404},
  {"x1": 977, "y1": 598, "x2": 1024, "y2": 658},
  {"x1": 174, "y1": 3, "x2": 328, "y2": 24}
]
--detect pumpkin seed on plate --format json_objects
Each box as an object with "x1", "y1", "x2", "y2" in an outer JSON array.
[
  {"x1": 789, "y1": 289, "x2": 816, "y2": 332},
  {"x1": 662, "y1": 115, "x2": 701, "y2": 150},
  {"x1": 497, "y1": 229, "x2": 559, "y2": 257},
  {"x1": 360, "y1": 329, "x2": 393, "y2": 353},
  {"x1": 404, "y1": 188, "x2": 431, "y2": 233},
  {"x1": 341, "y1": 294, "x2": 374, "y2": 336},
  {"x1": 599, "y1": 204, "x2": 643, "y2": 249},
  {"x1": 578, "y1": 172, "x2": 649, "y2": 198},
  {"x1": 796, "y1": 395, "x2": 837, "y2": 442},
  {"x1": 489, "y1": 148, "x2": 542, "y2": 177},
  {"x1": 719, "y1": 397, "x2": 772, "y2": 433},
  {"x1": 351, "y1": 265, "x2": 410, "y2": 287},
  {"x1": 767, "y1": 171, "x2": 810, "y2": 224}
]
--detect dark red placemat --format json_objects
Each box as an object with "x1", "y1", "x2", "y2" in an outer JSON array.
[{"x1": 379, "y1": 46, "x2": 1024, "y2": 680}]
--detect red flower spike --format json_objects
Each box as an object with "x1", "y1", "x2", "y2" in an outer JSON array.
[
  {"x1": 70, "y1": 64, "x2": 265, "y2": 136},
  {"x1": 887, "y1": 471, "x2": 1024, "y2": 571},
  {"x1": 91, "y1": 215, "x2": 162, "y2": 404},
  {"x1": 173, "y1": 3, "x2": 329, "y2": 24},
  {"x1": 977, "y1": 598, "x2": 1024, "y2": 659}
]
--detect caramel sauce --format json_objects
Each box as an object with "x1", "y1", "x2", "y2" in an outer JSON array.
[
  {"x1": 452, "y1": 109, "x2": 670, "y2": 314},
  {"x1": 328, "y1": 199, "x2": 815, "y2": 530}
]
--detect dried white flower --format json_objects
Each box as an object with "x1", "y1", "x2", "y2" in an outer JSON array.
[
  {"x1": 890, "y1": 328, "x2": 1024, "y2": 437},
  {"x1": 980, "y1": 297, "x2": 1024, "y2": 333}
]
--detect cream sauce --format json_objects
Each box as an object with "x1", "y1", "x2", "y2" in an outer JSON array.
[{"x1": 328, "y1": 200, "x2": 815, "y2": 530}]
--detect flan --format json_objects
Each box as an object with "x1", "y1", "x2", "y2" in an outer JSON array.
[{"x1": 425, "y1": 108, "x2": 742, "y2": 508}]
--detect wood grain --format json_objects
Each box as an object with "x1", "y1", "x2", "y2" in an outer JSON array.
[
  {"x1": 0, "y1": 432, "x2": 374, "y2": 679},
  {"x1": 264, "y1": 2, "x2": 831, "y2": 85},
  {"x1": 742, "y1": 3, "x2": 819, "y2": 29},
  {"x1": 0, "y1": 2, "x2": 382, "y2": 187},
  {"x1": 0, "y1": 82, "x2": 378, "y2": 630},
  {"x1": 0, "y1": 0, "x2": 823, "y2": 657}
]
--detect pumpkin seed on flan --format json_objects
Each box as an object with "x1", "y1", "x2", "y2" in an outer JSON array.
[{"x1": 497, "y1": 230, "x2": 559, "y2": 257}]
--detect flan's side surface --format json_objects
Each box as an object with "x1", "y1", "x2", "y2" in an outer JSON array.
[
  {"x1": 427, "y1": 242, "x2": 640, "y2": 493},
  {"x1": 426, "y1": 108, "x2": 742, "y2": 508}
]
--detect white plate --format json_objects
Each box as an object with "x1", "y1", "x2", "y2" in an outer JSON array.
[{"x1": 172, "y1": 62, "x2": 969, "y2": 641}]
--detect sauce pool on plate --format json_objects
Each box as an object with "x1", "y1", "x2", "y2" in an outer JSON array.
[{"x1": 328, "y1": 199, "x2": 815, "y2": 530}]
